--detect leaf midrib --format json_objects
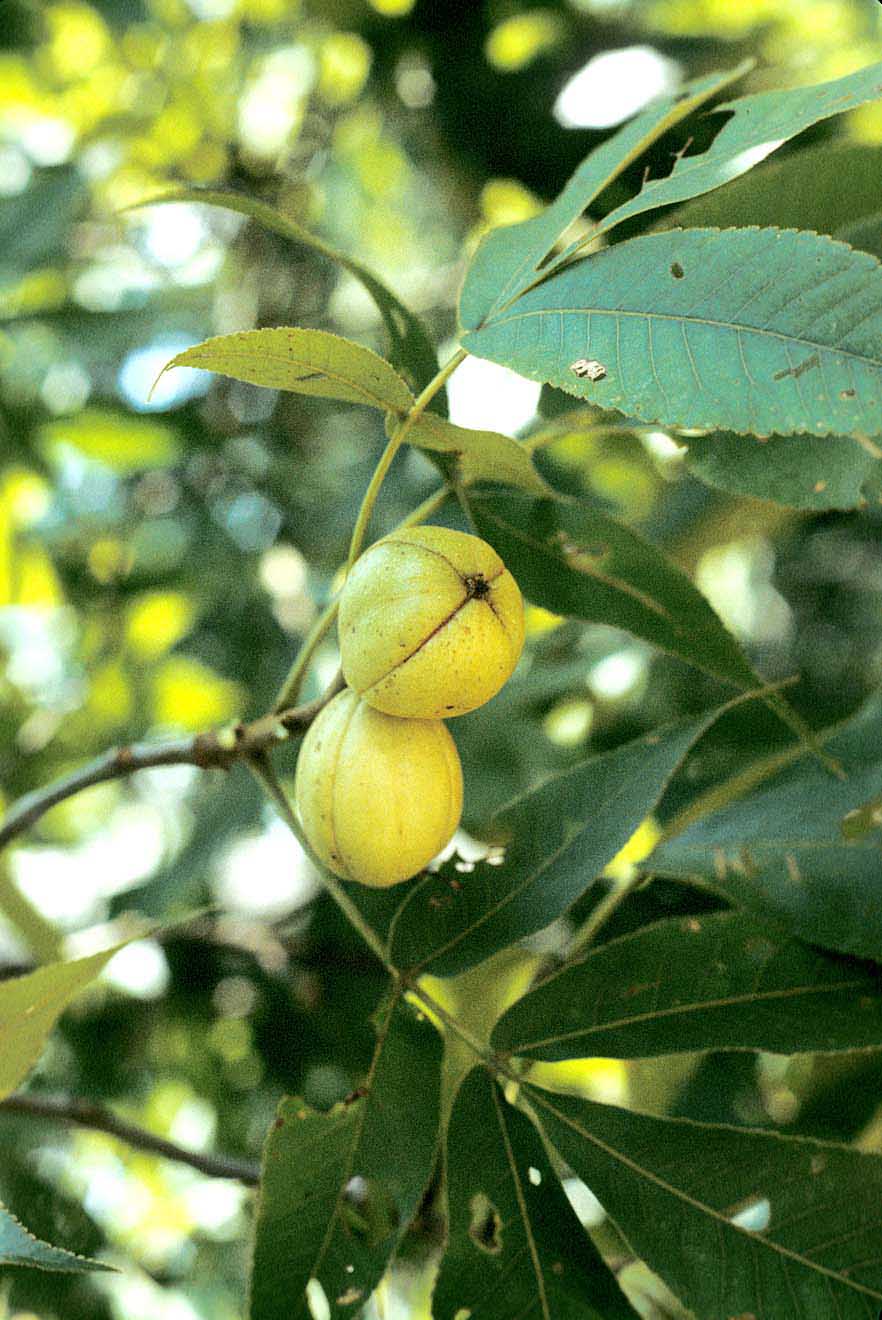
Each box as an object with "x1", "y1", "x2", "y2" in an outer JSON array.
[
  {"x1": 173, "y1": 344, "x2": 411, "y2": 413},
  {"x1": 507, "y1": 975, "x2": 874, "y2": 1055},
  {"x1": 477, "y1": 304, "x2": 882, "y2": 374}
]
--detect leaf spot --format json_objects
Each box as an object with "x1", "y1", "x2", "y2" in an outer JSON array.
[
  {"x1": 773, "y1": 353, "x2": 820, "y2": 382},
  {"x1": 336, "y1": 1289, "x2": 363, "y2": 1306},
  {"x1": 670, "y1": 261, "x2": 685, "y2": 279},
  {"x1": 840, "y1": 388, "x2": 856, "y2": 399},
  {"x1": 527, "y1": 1166, "x2": 542, "y2": 1186},
  {"x1": 569, "y1": 358, "x2": 607, "y2": 382}
]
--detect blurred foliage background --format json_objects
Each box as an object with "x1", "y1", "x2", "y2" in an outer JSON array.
[{"x1": 3, "y1": 0, "x2": 882, "y2": 1316}]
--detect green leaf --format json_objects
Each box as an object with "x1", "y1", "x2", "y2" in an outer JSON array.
[
  {"x1": 533, "y1": 1086, "x2": 882, "y2": 1319},
  {"x1": 434, "y1": 1069, "x2": 638, "y2": 1320},
  {"x1": 459, "y1": 64, "x2": 750, "y2": 332},
  {"x1": 656, "y1": 142, "x2": 882, "y2": 239},
  {"x1": 651, "y1": 699, "x2": 882, "y2": 963},
  {"x1": 389, "y1": 708, "x2": 722, "y2": 979},
  {"x1": 590, "y1": 59, "x2": 882, "y2": 242},
  {"x1": 466, "y1": 490, "x2": 758, "y2": 690},
  {"x1": 134, "y1": 188, "x2": 443, "y2": 407},
  {"x1": 462, "y1": 227, "x2": 882, "y2": 440},
  {"x1": 492, "y1": 910, "x2": 882, "y2": 1061},
  {"x1": 0, "y1": 941, "x2": 130, "y2": 1101},
  {"x1": 157, "y1": 328, "x2": 413, "y2": 413},
  {"x1": 0, "y1": 1201, "x2": 112, "y2": 1273},
  {"x1": 405, "y1": 413, "x2": 551, "y2": 494},
  {"x1": 248, "y1": 992, "x2": 442, "y2": 1320},
  {"x1": 683, "y1": 430, "x2": 877, "y2": 510}
]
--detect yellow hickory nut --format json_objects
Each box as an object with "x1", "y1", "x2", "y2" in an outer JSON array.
[
  {"x1": 293, "y1": 688, "x2": 463, "y2": 888},
  {"x1": 339, "y1": 526, "x2": 525, "y2": 719}
]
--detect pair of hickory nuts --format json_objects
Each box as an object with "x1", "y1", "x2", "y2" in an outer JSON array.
[{"x1": 294, "y1": 527, "x2": 525, "y2": 888}]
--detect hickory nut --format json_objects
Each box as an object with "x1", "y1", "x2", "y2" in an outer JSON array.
[
  {"x1": 338, "y1": 526, "x2": 525, "y2": 719},
  {"x1": 294, "y1": 688, "x2": 463, "y2": 888}
]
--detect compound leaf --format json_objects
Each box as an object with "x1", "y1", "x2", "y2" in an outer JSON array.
[{"x1": 459, "y1": 64, "x2": 749, "y2": 331}]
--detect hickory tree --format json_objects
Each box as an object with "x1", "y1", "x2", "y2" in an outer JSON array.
[{"x1": 6, "y1": 55, "x2": 882, "y2": 1320}]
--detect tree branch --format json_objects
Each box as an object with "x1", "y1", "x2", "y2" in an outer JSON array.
[
  {"x1": 1, "y1": 1092, "x2": 260, "y2": 1185},
  {"x1": 0, "y1": 675, "x2": 343, "y2": 854}
]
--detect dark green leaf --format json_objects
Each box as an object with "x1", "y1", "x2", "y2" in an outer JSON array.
[
  {"x1": 389, "y1": 709, "x2": 722, "y2": 978},
  {"x1": 134, "y1": 188, "x2": 443, "y2": 407},
  {"x1": 683, "y1": 430, "x2": 877, "y2": 510},
  {"x1": 157, "y1": 328, "x2": 413, "y2": 413},
  {"x1": 652, "y1": 699, "x2": 882, "y2": 962},
  {"x1": 533, "y1": 1086, "x2": 882, "y2": 1319},
  {"x1": 463, "y1": 227, "x2": 882, "y2": 440},
  {"x1": 459, "y1": 65, "x2": 749, "y2": 332},
  {"x1": 493, "y1": 910, "x2": 882, "y2": 1060},
  {"x1": 467, "y1": 490, "x2": 757, "y2": 690},
  {"x1": 0, "y1": 1202, "x2": 111, "y2": 1273},
  {"x1": 434, "y1": 1069, "x2": 638, "y2": 1320},
  {"x1": 248, "y1": 992, "x2": 442, "y2": 1320},
  {"x1": 656, "y1": 143, "x2": 882, "y2": 238}
]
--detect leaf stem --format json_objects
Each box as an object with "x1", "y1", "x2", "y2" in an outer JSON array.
[
  {"x1": 272, "y1": 601, "x2": 340, "y2": 714},
  {"x1": 346, "y1": 349, "x2": 467, "y2": 572}
]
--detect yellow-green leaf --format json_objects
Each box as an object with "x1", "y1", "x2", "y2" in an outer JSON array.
[
  {"x1": 156, "y1": 328, "x2": 413, "y2": 413},
  {"x1": 406, "y1": 413, "x2": 552, "y2": 494},
  {"x1": 0, "y1": 942, "x2": 128, "y2": 1100}
]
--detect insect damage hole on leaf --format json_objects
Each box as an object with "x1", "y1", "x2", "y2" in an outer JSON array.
[{"x1": 468, "y1": 1192, "x2": 503, "y2": 1254}]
